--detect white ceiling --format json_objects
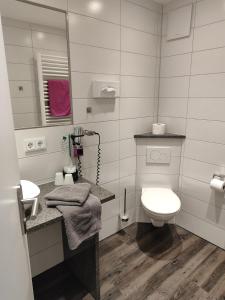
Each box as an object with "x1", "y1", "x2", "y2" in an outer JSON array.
[{"x1": 0, "y1": 0, "x2": 66, "y2": 29}]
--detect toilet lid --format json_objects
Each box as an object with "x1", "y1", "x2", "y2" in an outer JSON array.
[{"x1": 141, "y1": 188, "x2": 181, "y2": 215}]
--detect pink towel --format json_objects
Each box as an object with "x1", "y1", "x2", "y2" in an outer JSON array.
[{"x1": 48, "y1": 80, "x2": 71, "y2": 117}]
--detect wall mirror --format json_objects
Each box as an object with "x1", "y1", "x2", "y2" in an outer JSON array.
[{"x1": 0, "y1": 0, "x2": 72, "y2": 130}]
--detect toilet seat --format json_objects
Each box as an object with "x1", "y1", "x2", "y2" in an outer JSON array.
[{"x1": 141, "y1": 188, "x2": 181, "y2": 215}]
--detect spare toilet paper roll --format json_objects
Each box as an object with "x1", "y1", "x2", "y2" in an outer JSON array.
[
  {"x1": 152, "y1": 123, "x2": 166, "y2": 135},
  {"x1": 210, "y1": 178, "x2": 225, "y2": 192}
]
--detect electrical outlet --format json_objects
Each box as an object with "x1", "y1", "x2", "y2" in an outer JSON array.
[
  {"x1": 24, "y1": 137, "x2": 47, "y2": 152},
  {"x1": 24, "y1": 139, "x2": 36, "y2": 152},
  {"x1": 35, "y1": 137, "x2": 46, "y2": 150}
]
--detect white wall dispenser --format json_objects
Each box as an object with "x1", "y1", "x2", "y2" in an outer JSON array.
[{"x1": 92, "y1": 80, "x2": 120, "y2": 99}]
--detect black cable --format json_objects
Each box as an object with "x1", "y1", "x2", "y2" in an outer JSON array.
[
  {"x1": 77, "y1": 156, "x2": 82, "y2": 178},
  {"x1": 95, "y1": 133, "x2": 101, "y2": 185}
]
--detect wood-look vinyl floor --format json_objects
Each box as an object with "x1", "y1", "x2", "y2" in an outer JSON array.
[{"x1": 98, "y1": 223, "x2": 225, "y2": 300}]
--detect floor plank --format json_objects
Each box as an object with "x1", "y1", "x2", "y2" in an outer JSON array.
[{"x1": 99, "y1": 223, "x2": 225, "y2": 300}]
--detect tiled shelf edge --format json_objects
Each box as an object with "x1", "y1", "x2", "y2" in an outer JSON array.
[{"x1": 134, "y1": 132, "x2": 186, "y2": 139}]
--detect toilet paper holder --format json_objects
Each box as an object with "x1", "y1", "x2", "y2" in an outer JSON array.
[{"x1": 213, "y1": 173, "x2": 225, "y2": 180}]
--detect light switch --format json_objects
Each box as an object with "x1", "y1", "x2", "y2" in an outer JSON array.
[{"x1": 146, "y1": 147, "x2": 171, "y2": 164}]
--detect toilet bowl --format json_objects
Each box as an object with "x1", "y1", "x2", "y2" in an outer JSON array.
[{"x1": 141, "y1": 187, "x2": 181, "y2": 227}]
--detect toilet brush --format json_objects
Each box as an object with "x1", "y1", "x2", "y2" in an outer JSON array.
[{"x1": 121, "y1": 188, "x2": 129, "y2": 222}]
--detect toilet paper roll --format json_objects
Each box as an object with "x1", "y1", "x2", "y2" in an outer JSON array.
[
  {"x1": 152, "y1": 123, "x2": 166, "y2": 135},
  {"x1": 210, "y1": 178, "x2": 225, "y2": 192}
]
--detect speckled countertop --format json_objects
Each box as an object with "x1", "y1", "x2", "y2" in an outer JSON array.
[{"x1": 26, "y1": 178, "x2": 115, "y2": 233}]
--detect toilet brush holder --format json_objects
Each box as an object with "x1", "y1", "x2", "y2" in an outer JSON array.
[{"x1": 121, "y1": 188, "x2": 129, "y2": 222}]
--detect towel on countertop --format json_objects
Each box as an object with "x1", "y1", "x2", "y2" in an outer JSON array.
[
  {"x1": 48, "y1": 79, "x2": 71, "y2": 117},
  {"x1": 57, "y1": 194, "x2": 101, "y2": 250},
  {"x1": 45, "y1": 183, "x2": 91, "y2": 206}
]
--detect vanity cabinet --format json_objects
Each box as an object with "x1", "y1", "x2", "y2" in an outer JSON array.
[
  {"x1": 26, "y1": 179, "x2": 115, "y2": 300},
  {"x1": 30, "y1": 223, "x2": 100, "y2": 300},
  {"x1": 28, "y1": 222, "x2": 63, "y2": 277}
]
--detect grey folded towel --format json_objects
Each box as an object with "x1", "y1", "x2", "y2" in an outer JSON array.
[
  {"x1": 57, "y1": 194, "x2": 102, "y2": 250},
  {"x1": 45, "y1": 183, "x2": 91, "y2": 206}
]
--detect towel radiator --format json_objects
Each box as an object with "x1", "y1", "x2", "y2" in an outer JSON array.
[{"x1": 36, "y1": 53, "x2": 72, "y2": 126}]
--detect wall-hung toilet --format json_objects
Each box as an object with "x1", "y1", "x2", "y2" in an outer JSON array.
[{"x1": 141, "y1": 187, "x2": 181, "y2": 227}]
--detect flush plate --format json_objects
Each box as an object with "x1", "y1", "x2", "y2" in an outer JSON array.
[{"x1": 146, "y1": 146, "x2": 171, "y2": 164}]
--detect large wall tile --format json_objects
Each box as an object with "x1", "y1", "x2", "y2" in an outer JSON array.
[
  {"x1": 7, "y1": 63, "x2": 34, "y2": 81},
  {"x1": 188, "y1": 98, "x2": 225, "y2": 122},
  {"x1": 121, "y1": 0, "x2": 161, "y2": 35},
  {"x1": 190, "y1": 74, "x2": 225, "y2": 98},
  {"x1": 121, "y1": 76, "x2": 156, "y2": 98},
  {"x1": 5, "y1": 45, "x2": 33, "y2": 64},
  {"x1": 186, "y1": 119, "x2": 225, "y2": 145},
  {"x1": 160, "y1": 53, "x2": 191, "y2": 77},
  {"x1": 121, "y1": 27, "x2": 160, "y2": 56},
  {"x1": 70, "y1": 43, "x2": 120, "y2": 74},
  {"x1": 182, "y1": 158, "x2": 222, "y2": 183},
  {"x1": 121, "y1": 52, "x2": 158, "y2": 77},
  {"x1": 68, "y1": 0, "x2": 121, "y2": 24},
  {"x1": 184, "y1": 139, "x2": 225, "y2": 166},
  {"x1": 32, "y1": 31, "x2": 67, "y2": 52},
  {"x1": 159, "y1": 77, "x2": 190, "y2": 98},
  {"x1": 195, "y1": 0, "x2": 225, "y2": 27},
  {"x1": 158, "y1": 98, "x2": 188, "y2": 118},
  {"x1": 192, "y1": 48, "x2": 225, "y2": 75},
  {"x1": 120, "y1": 139, "x2": 136, "y2": 159},
  {"x1": 120, "y1": 156, "x2": 136, "y2": 178},
  {"x1": 194, "y1": 21, "x2": 225, "y2": 51},
  {"x1": 69, "y1": 13, "x2": 120, "y2": 50},
  {"x1": 3, "y1": 26, "x2": 32, "y2": 47},
  {"x1": 120, "y1": 98, "x2": 155, "y2": 119}
]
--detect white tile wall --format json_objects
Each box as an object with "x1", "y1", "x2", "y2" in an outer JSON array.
[
  {"x1": 19, "y1": 0, "x2": 225, "y2": 253},
  {"x1": 14, "y1": 0, "x2": 162, "y2": 246},
  {"x1": 160, "y1": 0, "x2": 225, "y2": 248}
]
